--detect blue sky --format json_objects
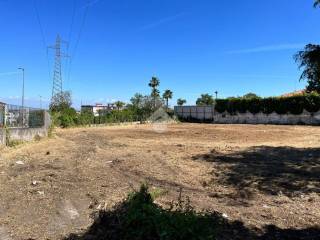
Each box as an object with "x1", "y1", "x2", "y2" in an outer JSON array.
[{"x1": 0, "y1": 0, "x2": 319, "y2": 109}]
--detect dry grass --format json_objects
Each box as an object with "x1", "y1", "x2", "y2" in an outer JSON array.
[{"x1": 0, "y1": 123, "x2": 319, "y2": 239}]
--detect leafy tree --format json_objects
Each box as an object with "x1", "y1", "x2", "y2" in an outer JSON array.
[
  {"x1": 130, "y1": 93, "x2": 144, "y2": 108},
  {"x1": 196, "y1": 94, "x2": 214, "y2": 106},
  {"x1": 49, "y1": 91, "x2": 72, "y2": 112},
  {"x1": 148, "y1": 77, "x2": 160, "y2": 109},
  {"x1": 294, "y1": 44, "x2": 320, "y2": 93},
  {"x1": 114, "y1": 101, "x2": 125, "y2": 111},
  {"x1": 242, "y1": 92, "x2": 260, "y2": 99},
  {"x1": 177, "y1": 98, "x2": 187, "y2": 106},
  {"x1": 57, "y1": 107, "x2": 77, "y2": 128},
  {"x1": 162, "y1": 89, "x2": 173, "y2": 109},
  {"x1": 315, "y1": 0, "x2": 320, "y2": 7}
]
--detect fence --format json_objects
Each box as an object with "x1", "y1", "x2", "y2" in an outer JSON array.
[
  {"x1": 174, "y1": 106, "x2": 215, "y2": 122},
  {"x1": 0, "y1": 103, "x2": 4, "y2": 128},
  {"x1": 0, "y1": 103, "x2": 51, "y2": 145},
  {"x1": 0, "y1": 104, "x2": 46, "y2": 128}
]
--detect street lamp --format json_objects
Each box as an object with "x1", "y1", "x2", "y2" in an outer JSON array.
[
  {"x1": 18, "y1": 67, "x2": 25, "y2": 126},
  {"x1": 39, "y1": 95, "x2": 42, "y2": 109}
]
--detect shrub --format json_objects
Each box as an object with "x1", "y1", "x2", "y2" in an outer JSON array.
[
  {"x1": 304, "y1": 93, "x2": 320, "y2": 113},
  {"x1": 56, "y1": 108, "x2": 77, "y2": 128},
  {"x1": 262, "y1": 98, "x2": 277, "y2": 114},
  {"x1": 214, "y1": 94, "x2": 320, "y2": 115},
  {"x1": 247, "y1": 98, "x2": 261, "y2": 114},
  {"x1": 215, "y1": 99, "x2": 228, "y2": 113}
]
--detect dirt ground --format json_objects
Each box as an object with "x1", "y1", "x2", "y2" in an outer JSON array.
[{"x1": 0, "y1": 123, "x2": 319, "y2": 240}]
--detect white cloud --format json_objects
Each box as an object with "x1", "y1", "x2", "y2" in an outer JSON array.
[
  {"x1": 227, "y1": 43, "x2": 305, "y2": 54},
  {"x1": 0, "y1": 71, "x2": 19, "y2": 77},
  {"x1": 139, "y1": 12, "x2": 186, "y2": 31}
]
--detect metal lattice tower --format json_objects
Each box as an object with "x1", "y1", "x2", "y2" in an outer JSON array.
[{"x1": 49, "y1": 35, "x2": 68, "y2": 100}]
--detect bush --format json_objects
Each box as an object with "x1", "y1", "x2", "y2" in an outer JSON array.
[
  {"x1": 54, "y1": 107, "x2": 77, "y2": 128},
  {"x1": 247, "y1": 98, "x2": 261, "y2": 114},
  {"x1": 215, "y1": 99, "x2": 228, "y2": 113},
  {"x1": 304, "y1": 93, "x2": 320, "y2": 113},
  {"x1": 76, "y1": 111, "x2": 94, "y2": 125},
  {"x1": 215, "y1": 94, "x2": 320, "y2": 115}
]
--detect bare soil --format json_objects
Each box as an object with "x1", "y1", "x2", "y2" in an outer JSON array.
[{"x1": 0, "y1": 123, "x2": 319, "y2": 239}]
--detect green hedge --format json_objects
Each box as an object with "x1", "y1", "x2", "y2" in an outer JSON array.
[{"x1": 215, "y1": 94, "x2": 320, "y2": 115}]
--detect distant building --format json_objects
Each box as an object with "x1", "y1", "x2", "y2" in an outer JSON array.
[
  {"x1": 81, "y1": 103, "x2": 118, "y2": 116},
  {"x1": 281, "y1": 90, "x2": 306, "y2": 97}
]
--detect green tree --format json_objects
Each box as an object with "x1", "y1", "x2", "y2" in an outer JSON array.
[
  {"x1": 314, "y1": 0, "x2": 320, "y2": 7},
  {"x1": 177, "y1": 98, "x2": 187, "y2": 106},
  {"x1": 130, "y1": 93, "x2": 144, "y2": 108},
  {"x1": 242, "y1": 92, "x2": 260, "y2": 99},
  {"x1": 114, "y1": 101, "x2": 125, "y2": 111},
  {"x1": 294, "y1": 44, "x2": 320, "y2": 93},
  {"x1": 49, "y1": 91, "x2": 72, "y2": 112},
  {"x1": 148, "y1": 77, "x2": 160, "y2": 109},
  {"x1": 162, "y1": 89, "x2": 173, "y2": 109},
  {"x1": 196, "y1": 94, "x2": 214, "y2": 106}
]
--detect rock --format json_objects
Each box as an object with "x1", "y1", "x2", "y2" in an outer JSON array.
[
  {"x1": 222, "y1": 213, "x2": 229, "y2": 219},
  {"x1": 31, "y1": 180, "x2": 38, "y2": 186},
  {"x1": 37, "y1": 191, "x2": 45, "y2": 195},
  {"x1": 15, "y1": 161, "x2": 24, "y2": 165}
]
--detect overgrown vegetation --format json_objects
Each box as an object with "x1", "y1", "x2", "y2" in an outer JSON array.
[
  {"x1": 214, "y1": 93, "x2": 320, "y2": 115},
  {"x1": 66, "y1": 185, "x2": 220, "y2": 240}
]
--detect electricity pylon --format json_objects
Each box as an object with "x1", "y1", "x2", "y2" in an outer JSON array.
[{"x1": 48, "y1": 34, "x2": 69, "y2": 100}]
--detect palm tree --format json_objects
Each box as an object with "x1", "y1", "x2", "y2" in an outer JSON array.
[
  {"x1": 177, "y1": 98, "x2": 186, "y2": 106},
  {"x1": 196, "y1": 94, "x2": 214, "y2": 106},
  {"x1": 148, "y1": 77, "x2": 160, "y2": 109},
  {"x1": 162, "y1": 90, "x2": 173, "y2": 109},
  {"x1": 114, "y1": 101, "x2": 125, "y2": 111}
]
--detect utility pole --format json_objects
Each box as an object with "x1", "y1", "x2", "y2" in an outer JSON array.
[
  {"x1": 39, "y1": 95, "x2": 42, "y2": 109},
  {"x1": 18, "y1": 67, "x2": 25, "y2": 126},
  {"x1": 48, "y1": 34, "x2": 69, "y2": 102},
  {"x1": 18, "y1": 68, "x2": 25, "y2": 108}
]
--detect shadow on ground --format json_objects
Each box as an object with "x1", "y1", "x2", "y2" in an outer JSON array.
[
  {"x1": 192, "y1": 146, "x2": 320, "y2": 196},
  {"x1": 64, "y1": 185, "x2": 320, "y2": 240}
]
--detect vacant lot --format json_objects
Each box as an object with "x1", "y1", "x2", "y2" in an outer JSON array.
[{"x1": 0, "y1": 123, "x2": 319, "y2": 239}]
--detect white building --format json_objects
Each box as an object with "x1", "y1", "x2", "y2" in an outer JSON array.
[{"x1": 81, "y1": 103, "x2": 118, "y2": 116}]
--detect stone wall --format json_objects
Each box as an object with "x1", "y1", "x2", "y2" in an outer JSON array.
[{"x1": 174, "y1": 106, "x2": 320, "y2": 125}]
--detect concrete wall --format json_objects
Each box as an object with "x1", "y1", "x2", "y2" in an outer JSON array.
[
  {"x1": 174, "y1": 106, "x2": 320, "y2": 125},
  {"x1": 0, "y1": 111, "x2": 51, "y2": 145}
]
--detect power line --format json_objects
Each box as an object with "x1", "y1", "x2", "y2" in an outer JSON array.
[
  {"x1": 33, "y1": 0, "x2": 52, "y2": 82},
  {"x1": 67, "y1": 0, "x2": 90, "y2": 82},
  {"x1": 65, "y1": 0, "x2": 77, "y2": 85}
]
